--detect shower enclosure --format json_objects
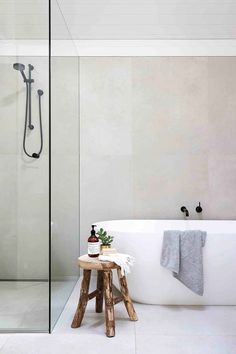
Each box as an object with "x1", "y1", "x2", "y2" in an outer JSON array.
[{"x1": 0, "y1": 0, "x2": 79, "y2": 332}]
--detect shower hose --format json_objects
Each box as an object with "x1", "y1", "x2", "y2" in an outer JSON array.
[{"x1": 23, "y1": 82, "x2": 43, "y2": 159}]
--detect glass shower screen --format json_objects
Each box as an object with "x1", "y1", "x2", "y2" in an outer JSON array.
[{"x1": 0, "y1": 0, "x2": 50, "y2": 332}]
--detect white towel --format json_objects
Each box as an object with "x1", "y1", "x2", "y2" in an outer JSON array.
[{"x1": 98, "y1": 253, "x2": 135, "y2": 276}]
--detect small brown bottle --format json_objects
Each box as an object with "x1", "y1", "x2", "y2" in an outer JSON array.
[{"x1": 88, "y1": 225, "x2": 100, "y2": 258}]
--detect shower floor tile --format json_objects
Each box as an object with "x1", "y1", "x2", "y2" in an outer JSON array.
[{"x1": 0, "y1": 281, "x2": 49, "y2": 331}]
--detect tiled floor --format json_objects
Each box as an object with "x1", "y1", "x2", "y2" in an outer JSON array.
[
  {"x1": 0, "y1": 278, "x2": 236, "y2": 353},
  {"x1": 0, "y1": 280, "x2": 76, "y2": 331}
]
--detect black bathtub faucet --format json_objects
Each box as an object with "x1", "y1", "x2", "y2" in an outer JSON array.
[
  {"x1": 181, "y1": 206, "x2": 189, "y2": 217},
  {"x1": 196, "y1": 202, "x2": 203, "y2": 213}
]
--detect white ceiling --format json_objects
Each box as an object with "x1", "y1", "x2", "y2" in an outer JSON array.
[
  {"x1": 0, "y1": 0, "x2": 236, "y2": 40},
  {"x1": 57, "y1": 0, "x2": 236, "y2": 40}
]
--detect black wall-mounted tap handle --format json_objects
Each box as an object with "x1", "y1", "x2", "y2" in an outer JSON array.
[
  {"x1": 180, "y1": 206, "x2": 189, "y2": 217},
  {"x1": 196, "y1": 202, "x2": 202, "y2": 213}
]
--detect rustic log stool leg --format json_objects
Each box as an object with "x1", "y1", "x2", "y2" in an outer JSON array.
[
  {"x1": 71, "y1": 255, "x2": 137, "y2": 337},
  {"x1": 96, "y1": 270, "x2": 104, "y2": 313},
  {"x1": 117, "y1": 268, "x2": 138, "y2": 321},
  {"x1": 71, "y1": 269, "x2": 91, "y2": 328},
  {"x1": 103, "y1": 270, "x2": 115, "y2": 337}
]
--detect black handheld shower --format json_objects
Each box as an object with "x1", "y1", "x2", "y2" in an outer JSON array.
[
  {"x1": 13, "y1": 63, "x2": 43, "y2": 159},
  {"x1": 13, "y1": 63, "x2": 25, "y2": 71},
  {"x1": 13, "y1": 63, "x2": 27, "y2": 82}
]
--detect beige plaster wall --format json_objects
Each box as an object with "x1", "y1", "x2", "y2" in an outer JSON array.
[{"x1": 80, "y1": 57, "x2": 236, "y2": 254}]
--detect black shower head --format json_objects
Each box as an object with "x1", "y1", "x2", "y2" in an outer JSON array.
[
  {"x1": 13, "y1": 63, "x2": 27, "y2": 82},
  {"x1": 13, "y1": 63, "x2": 25, "y2": 71}
]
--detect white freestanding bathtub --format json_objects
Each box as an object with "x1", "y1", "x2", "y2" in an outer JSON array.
[{"x1": 96, "y1": 220, "x2": 236, "y2": 305}]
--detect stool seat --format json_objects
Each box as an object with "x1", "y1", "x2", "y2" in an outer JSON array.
[
  {"x1": 78, "y1": 255, "x2": 119, "y2": 270},
  {"x1": 71, "y1": 254, "x2": 138, "y2": 337}
]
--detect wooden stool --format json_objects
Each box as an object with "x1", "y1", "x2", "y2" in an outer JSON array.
[{"x1": 71, "y1": 255, "x2": 138, "y2": 337}]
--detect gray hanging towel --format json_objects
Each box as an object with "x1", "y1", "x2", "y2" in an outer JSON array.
[{"x1": 160, "y1": 230, "x2": 207, "y2": 296}]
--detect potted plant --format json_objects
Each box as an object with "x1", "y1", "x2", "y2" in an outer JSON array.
[{"x1": 96, "y1": 228, "x2": 114, "y2": 252}]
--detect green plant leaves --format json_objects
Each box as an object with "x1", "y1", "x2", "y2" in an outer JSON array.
[{"x1": 96, "y1": 228, "x2": 114, "y2": 245}]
